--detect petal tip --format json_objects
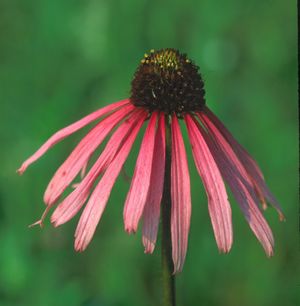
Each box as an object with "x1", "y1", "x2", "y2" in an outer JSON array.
[
  {"x1": 143, "y1": 239, "x2": 155, "y2": 254},
  {"x1": 43, "y1": 192, "x2": 56, "y2": 206},
  {"x1": 224, "y1": 246, "x2": 232, "y2": 254},
  {"x1": 172, "y1": 266, "x2": 182, "y2": 275},
  {"x1": 125, "y1": 226, "x2": 137, "y2": 234},
  {"x1": 279, "y1": 212, "x2": 286, "y2": 222},
  {"x1": 17, "y1": 166, "x2": 25, "y2": 175},
  {"x1": 144, "y1": 248, "x2": 153, "y2": 254},
  {"x1": 218, "y1": 247, "x2": 230, "y2": 255},
  {"x1": 51, "y1": 220, "x2": 59, "y2": 228},
  {"x1": 50, "y1": 213, "x2": 58, "y2": 225},
  {"x1": 74, "y1": 241, "x2": 86, "y2": 253},
  {"x1": 51, "y1": 212, "x2": 66, "y2": 228}
]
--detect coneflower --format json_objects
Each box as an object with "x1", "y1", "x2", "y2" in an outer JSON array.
[{"x1": 18, "y1": 48, "x2": 284, "y2": 304}]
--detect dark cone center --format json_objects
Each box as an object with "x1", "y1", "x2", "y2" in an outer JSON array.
[{"x1": 130, "y1": 48, "x2": 205, "y2": 115}]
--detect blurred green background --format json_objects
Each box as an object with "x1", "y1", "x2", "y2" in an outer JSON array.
[{"x1": 0, "y1": 0, "x2": 297, "y2": 305}]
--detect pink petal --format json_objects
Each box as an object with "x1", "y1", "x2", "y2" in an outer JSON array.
[
  {"x1": 211, "y1": 147, "x2": 274, "y2": 255},
  {"x1": 204, "y1": 107, "x2": 284, "y2": 220},
  {"x1": 185, "y1": 115, "x2": 233, "y2": 253},
  {"x1": 124, "y1": 112, "x2": 158, "y2": 233},
  {"x1": 17, "y1": 99, "x2": 129, "y2": 174},
  {"x1": 51, "y1": 109, "x2": 144, "y2": 226},
  {"x1": 232, "y1": 182, "x2": 274, "y2": 256},
  {"x1": 74, "y1": 111, "x2": 147, "y2": 251},
  {"x1": 171, "y1": 115, "x2": 191, "y2": 273},
  {"x1": 198, "y1": 113, "x2": 274, "y2": 256},
  {"x1": 142, "y1": 114, "x2": 166, "y2": 253},
  {"x1": 199, "y1": 112, "x2": 260, "y2": 207},
  {"x1": 44, "y1": 103, "x2": 135, "y2": 205}
]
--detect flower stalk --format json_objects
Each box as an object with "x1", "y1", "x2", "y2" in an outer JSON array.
[{"x1": 161, "y1": 115, "x2": 176, "y2": 306}]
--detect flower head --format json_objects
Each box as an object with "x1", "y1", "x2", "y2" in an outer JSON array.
[
  {"x1": 18, "y1": 48, "x2": 284, "y2": 273},
  {"x1": 131, "y1": 48, "x2": 205, "y2": 114}
]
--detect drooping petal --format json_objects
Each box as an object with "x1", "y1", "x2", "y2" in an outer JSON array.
[
  {"x1": 142, "y1": 114, "x2": 166, "y2": 253},
  {"x1": 231, "y1": 180, "x2": 274, "y2": 256},
  {"x1": 44, "y1": 104, "x2": 135, "y2": 205},
  {"x1": 198, "y1": 114, "x2": 274, "y2": 256},
  {"x1": 199, "y1": 112, "x2": 261, "y2": 207},
  {"x1": 185, "y1": 115, "x2": 232, "y2": 253},
  {"x1": 203, "y1": 107, "x2": 284, "y2": 219},
  {"x1": 171, "y1": 115, "x2": 191, "y2": 273},
  {"x1": 124, "y1": 112, "x2": 158, "y2": 233},
  {"x1": 51, "y1": 109, "x2": 144, "y2": 227},
  {"x1": 74, "y1": 111, "x2": 147, "y2": 251},
  {"x1": 211, "y1": 148, "x2": 274, "y2": 255},
  {"x1": 17, "y1": 99, "x2": 129, "y2": 174}
]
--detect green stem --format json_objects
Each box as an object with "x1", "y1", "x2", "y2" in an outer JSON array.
[{"x1": 161, "y1": 115, "x2": 176, "y2": 306}]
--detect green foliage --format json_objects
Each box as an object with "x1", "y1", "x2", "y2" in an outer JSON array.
[{"x1": 0, "y1": 0, "x2": 297, "y2": 305}]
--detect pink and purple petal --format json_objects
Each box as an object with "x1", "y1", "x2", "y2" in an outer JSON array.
[
  {"x1": 171, "y1": 115, "x2": 191, "y2": 273},
  {"x1": 198, "y1": 113, "x2": 274, "y2": 255},
  {"x1": 203, "y1": 107, "x2": 284, "y2": 220},
  {"x1": 51, "y1": 109, "x2": 144, "y2": 226},
  {"x1": 185, "y1": 115, "x2": 233, "y2": 253},
  {"x1": 44, "y1": 103, "x2": 135, "y2": 205},
  {"x1": 142, "y1": 114, "x2": 166, "y2": 253},
  {"x1": 124, "y1": 112, "x2": 158, "y2": 233},
  {"x1": 74, "y1": 111, "x2": 148, "y2": 251}
]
